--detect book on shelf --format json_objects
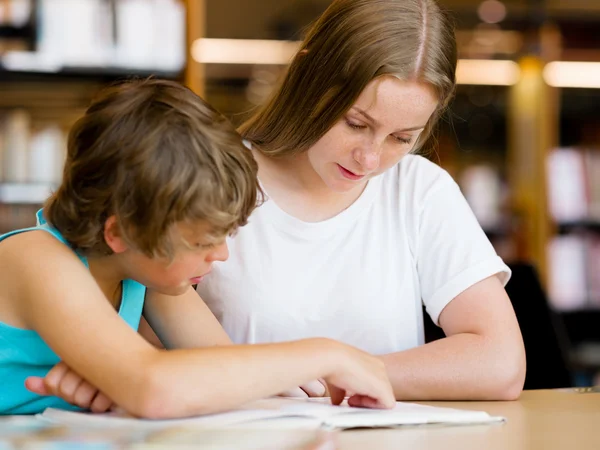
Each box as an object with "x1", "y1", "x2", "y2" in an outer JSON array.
[
  {"x1": 547, "y1": 231, "x2": 600, "y2": 310},
  {"x1": 547, "y1": 147, "x2": 600, "y2": 225},
  {"x1": 548, "y1": 235, "x2": 589, "y2": 311},
  {"x1": 546, "y1": 147, "x2": 600, "y2": 311},
  {"x1": 2, "y1": 0, "x2": 185, "y2": 73}
]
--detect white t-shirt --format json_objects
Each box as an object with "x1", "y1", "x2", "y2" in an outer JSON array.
[{"x1": 197, "y1": 155, "x2": 510, "y2": 355}]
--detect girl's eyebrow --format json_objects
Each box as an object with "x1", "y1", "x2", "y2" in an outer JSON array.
[{"x1": 351, "y1": 107, "x2": 426, "y2": 132}]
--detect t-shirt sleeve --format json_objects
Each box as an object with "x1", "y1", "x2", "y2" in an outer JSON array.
[{"x1": 416, "y1": 171, "x2": 511, "y2": 326}]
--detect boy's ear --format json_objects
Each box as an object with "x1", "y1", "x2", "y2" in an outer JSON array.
[{"x1": 104, "y1": 215, "x2": 128, "y2": 254}]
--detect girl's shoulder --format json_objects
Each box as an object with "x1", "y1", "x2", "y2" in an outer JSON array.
[
  {"x1": 383, "y1": 154, "x2": 456, "y2": 200},
  {"x1": 394, "y1": 153, "x2": 451, "y2": 179}
]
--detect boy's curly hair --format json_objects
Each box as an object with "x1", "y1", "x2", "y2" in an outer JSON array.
[{"x1": 45, "y1": 78, "x2": 260, "y2": 259}]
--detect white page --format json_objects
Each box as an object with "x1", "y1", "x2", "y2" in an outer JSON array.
[
  {"x1": 38, "y1": 407, "x2": 287, "y2": 430},
  {"x1": 39, "y1": 398, "x2": 504, "y2": 431},
  {"x1": 239, "y1": 398, "x2": 503, "y2": 429}
]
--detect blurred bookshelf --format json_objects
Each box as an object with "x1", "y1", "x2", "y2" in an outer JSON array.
[
  {"x1": 1, "y1": 0, "x2": 599, "y2": 385},
  {"x1": 0, "y1": 0, "x2": 189, "y2": 230},
  {"x1": 0, "y1": 183, "x2": 54, "y2": 204},
  {"x1": 0, "y1": 0, "x2": 186, "y2": 77},
  {"x1": 436, "y1": 85, "x2": 513, "y2": 257},
  {"x1": 542, "y1": 81, "x2": 600, "y2": 383},
  {"x1": 546, "y1": 147, "x2": 600, "y2": 311}
]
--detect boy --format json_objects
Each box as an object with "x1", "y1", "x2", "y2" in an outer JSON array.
[{"x1": 0, "y1": 79, "x2": 393, "y2": 417}]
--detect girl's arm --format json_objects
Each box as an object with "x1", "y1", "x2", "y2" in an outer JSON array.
[
  {"x1": 380, "y1": 275, "x2": 526, "y2": 401},
  {"x1": 13, "y1": 232, "x2": 394, "y2": 418}
]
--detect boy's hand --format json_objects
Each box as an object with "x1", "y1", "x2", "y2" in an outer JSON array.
[
  {"x1": 279, "y1": 379, "x2": 329, "y2": 398},
  {"x1": 322, "y1": 342, "x2": 395, "y2": 409},
  {"x1": 25, "y1": 362, "x2": 114, "y2": 413}
]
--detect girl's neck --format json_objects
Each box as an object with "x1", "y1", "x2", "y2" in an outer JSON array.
[{"x1": 253, "y1": 149, "x2": 367, "y2": 222}]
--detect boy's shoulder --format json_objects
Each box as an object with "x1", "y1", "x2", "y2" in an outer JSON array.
[
  {"x1": 0, "y1": 227, "x2": 68, "y2": 254},
  {"x1": 0, "y1": 229, "x2": 77, "y2": 329},
  {"x1": 0, "y1": 229, "x2": 80, "y2": 276}
]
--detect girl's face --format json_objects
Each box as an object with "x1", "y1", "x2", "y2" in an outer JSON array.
[{"x1": 306, "y1": 76, "x2": 439, "y2": 192}]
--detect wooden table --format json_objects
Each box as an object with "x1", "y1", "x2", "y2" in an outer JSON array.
[
  {"x1": 2, "y1": 389, "x2": 599, "y2": 449},
  {"x1": 335, "y1": 388, "x2": 600, "y2": 450}
]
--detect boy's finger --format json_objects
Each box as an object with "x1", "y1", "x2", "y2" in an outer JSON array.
[
  {"x1": 347, "y1": 394, "x2": 383, "y2": 409},
  {"x1": 57, "y1": 370, "x2": 84, "y2": 402},
  {"x1": 24, "y1": 377, "x2": 50, "y2": 395},
  {"x1": 73, "y1": 381, "x2": 99, "y2": 408},
  {"x1": 90, "y1": 393, "x2": 113, "y2": 413},
  {"x1": 44, "y1": 362, "x2": 69, "y2": 391},
  {"x1": 278, "y1": 386, "x2": 309, "y2": 398},
  {"x1": 300, "y1": 379, "x2": 327, "y2": 397},
  {"x1": 327, "y1": 384, "x2": 345, "y2": 406}
]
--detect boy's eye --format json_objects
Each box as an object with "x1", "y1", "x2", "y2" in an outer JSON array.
[{"x1": 195, "y1": 242, "x2": 215, "y2": 250}]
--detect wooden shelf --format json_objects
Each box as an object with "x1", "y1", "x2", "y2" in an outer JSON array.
[
  {"x1": 0, "y1": 65, "x2": 183, "y2": 82},
  {"x1": 557, "y1": 220, "x2": 600, "y2": 234},
  {"x1": 0, "y1": 24, "x2": 34, "y2": 39},
  {"x1": 483, "y1": 226, "x2": 511, "y2": 240}
]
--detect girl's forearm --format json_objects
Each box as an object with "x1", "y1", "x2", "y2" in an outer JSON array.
[{"x1": 379, "y1": 333, "x2": 525, "y2": 401}]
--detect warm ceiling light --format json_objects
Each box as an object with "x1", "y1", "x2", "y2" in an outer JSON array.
[
  {"x1": 456, "y1": 59, "x2": 520, "y2": 85},
  {"x1": 544, "y1": 61, "x2": 600, "y2": 88},
  {"x1": 192, "y1": 39, "x2": 520, "y2": 86},
  {"x1": 192, "y1": 38, "x2": 300, "y2": 65},
  {"x1": 477, "y1": 0, "x2": 507, "y2": 24}
]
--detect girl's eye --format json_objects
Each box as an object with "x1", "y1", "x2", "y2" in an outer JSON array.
[
  {"x1": 195, "y1": 243, "x2": 215, "y2": 250},
  {"x1": 394, "y1": 136, "x2": 412, "y2": 145},
  {"x1": 345, "y1": 119, "x2": 367, "y2": 130}
]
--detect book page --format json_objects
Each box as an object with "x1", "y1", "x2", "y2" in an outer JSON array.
[{"x1": 40, "y1": 397, "x2": 504, "y2": 430}]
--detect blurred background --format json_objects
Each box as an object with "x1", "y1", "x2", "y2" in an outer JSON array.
[{"x1": 0, "y1": 0, "x2": 598, "y2": 388}]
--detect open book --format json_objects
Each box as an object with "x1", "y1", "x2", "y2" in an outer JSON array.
[{"x1": 38, "y1": 397, "x2": 504, "y2": 430}]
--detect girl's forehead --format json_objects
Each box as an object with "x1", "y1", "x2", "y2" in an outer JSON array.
[{"x1": 352, "y1": 77, "x2": 438, "y2": 126}]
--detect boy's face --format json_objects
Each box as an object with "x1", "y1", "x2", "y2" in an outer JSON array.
[{"x1": 123, "y1": 222, "x2": 229, "y2": 296}]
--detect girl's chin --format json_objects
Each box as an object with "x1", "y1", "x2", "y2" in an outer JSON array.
[{"x1": 326, "y1": 177, "x2": 368, "y2": 193}]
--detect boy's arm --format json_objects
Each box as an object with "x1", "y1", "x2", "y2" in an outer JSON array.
[
  {"x1": 142, "y1": 287, "x2": 232, "y2": 349},
  {"x1": 13, "y1": 233, "x2": 393, "y2": 418},
  {"x1": 31, "y1": 287, "x2": 325, "y2": 408},
  {"x1": 25, "y1": 287, "x2": 230, "y2": 410}
]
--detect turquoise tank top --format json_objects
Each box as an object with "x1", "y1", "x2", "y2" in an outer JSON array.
[{"x1": 0, "y1": 210, "x2": 147, "y2": 415}]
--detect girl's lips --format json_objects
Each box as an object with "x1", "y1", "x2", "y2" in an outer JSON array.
[{"x1": 337, "y1": 164, "x2": 365, "y2": 181}]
